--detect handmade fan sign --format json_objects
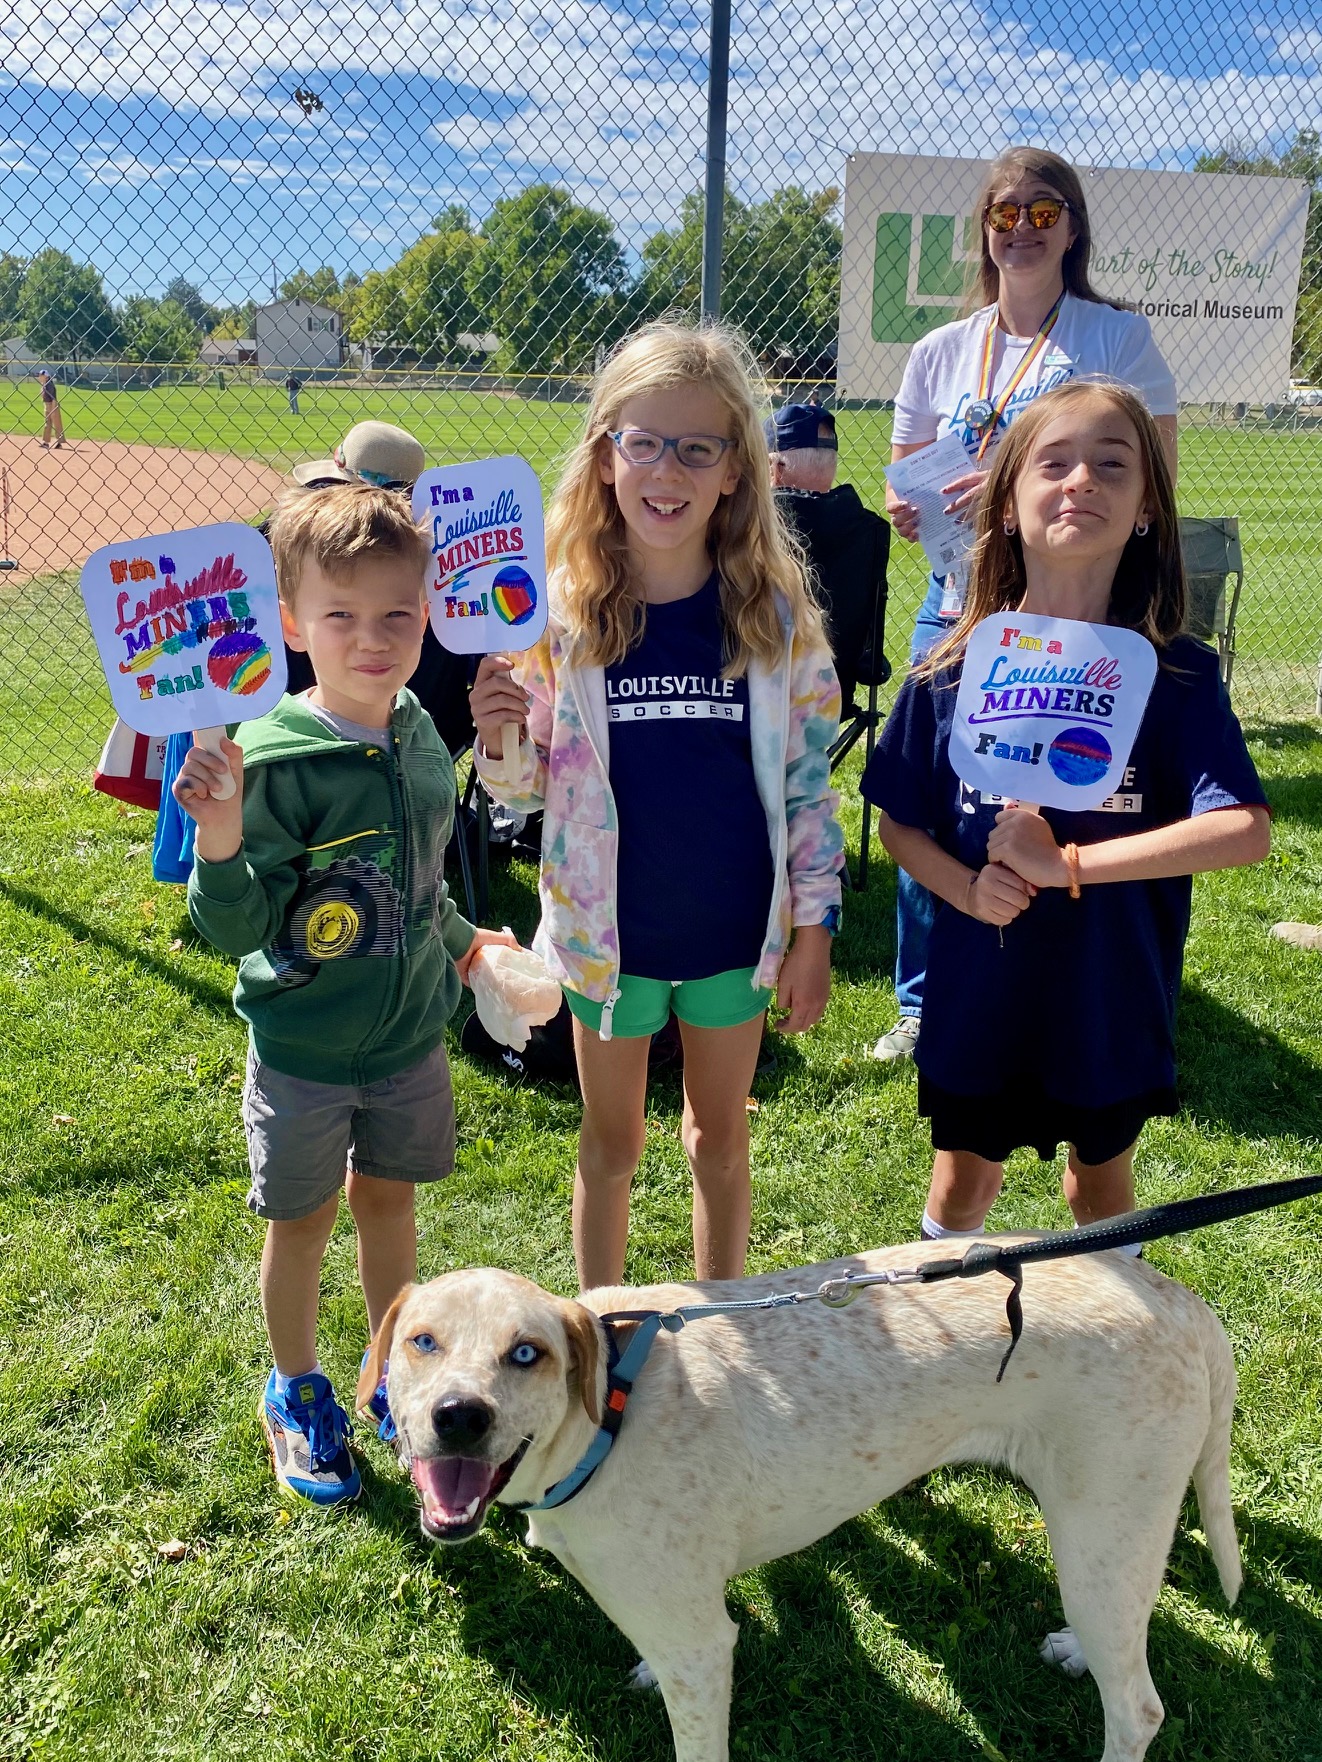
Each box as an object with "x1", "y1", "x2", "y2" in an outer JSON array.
[
  {"x1": 950, "y1": 612, "x2": 1158, "y2": 812},
  {"x1": 80, "y1": 522, "x2": 286, "y2": 801},
  {"x1": 413, "y1": 455, "x2": 547, "y2": 782}
]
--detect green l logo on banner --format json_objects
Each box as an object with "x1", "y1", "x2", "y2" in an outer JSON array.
[{"x1": 872, "y1": 211, "x2": 973, "y2": 344}]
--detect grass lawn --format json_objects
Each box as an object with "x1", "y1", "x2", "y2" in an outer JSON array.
[
  {"x1": 1, "y1": 705, "x2": 1320, "y2": 1759},
  {"x1": 1, "y1": 380, "x2": 1320, "y2": 727}
]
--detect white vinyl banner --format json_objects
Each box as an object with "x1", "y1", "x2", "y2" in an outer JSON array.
[{"x1": 839, "y1": 155, "x2": 1310, "y2": 404}]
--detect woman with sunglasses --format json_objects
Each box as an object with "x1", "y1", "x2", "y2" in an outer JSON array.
[{"x1": 872, "y1": 145, "x2": 1177, "y2": 1067}]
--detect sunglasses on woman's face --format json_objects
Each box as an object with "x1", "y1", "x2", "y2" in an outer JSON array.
[{"x1": 985, "y1": 197, "x2": 1070, "y2": 233}]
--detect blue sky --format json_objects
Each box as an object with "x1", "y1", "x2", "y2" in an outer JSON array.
[{"x1": 1, "y1": 0, "x2": 1319, "y2": 305}]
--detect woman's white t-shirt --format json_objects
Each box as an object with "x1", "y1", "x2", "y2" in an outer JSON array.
[{"x1": 892, "y1": 293, "x2": 1178, "y2": 460}]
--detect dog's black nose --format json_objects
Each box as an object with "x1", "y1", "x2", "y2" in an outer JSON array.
[{"x1": 431, "y1": 1399, "x2": 493, "y2": 1450}]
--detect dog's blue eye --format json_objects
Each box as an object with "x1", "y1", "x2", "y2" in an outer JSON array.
[
  {"x1": 410, "y1": 1332, "x2": 439, "y2": 1354},
  {"x1": 509, "y1": 1342, "x2": 541, "y2": 1367}
]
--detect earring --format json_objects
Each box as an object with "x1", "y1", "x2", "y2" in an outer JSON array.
[
  {"x1": 1003, "y1": 520, "x2": 1017, "y2": 536},
  {"x1": 1135, "y1": 521, "x2": 1150, "y2": 537}
]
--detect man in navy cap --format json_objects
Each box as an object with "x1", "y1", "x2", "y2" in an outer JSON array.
[{"x1": 764, "y1": 401, "x2": 888, "y2": 724}]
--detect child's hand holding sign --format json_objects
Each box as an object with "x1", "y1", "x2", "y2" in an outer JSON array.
[{"x1": 173, "y1": 735, "x2": 245, "y2": 860}]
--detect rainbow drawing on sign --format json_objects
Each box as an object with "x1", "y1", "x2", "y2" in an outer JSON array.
[
  {"x1": 1047, "y1": 726, "x2": 1113, "y2": 786},
  {"x1": 208, "y1": 630, "x2": 273, "y2": 695},
  {"x1": 492, "y1": 565, "x2": 537, "y2": 627}
]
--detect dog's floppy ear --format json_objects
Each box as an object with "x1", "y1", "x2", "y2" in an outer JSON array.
[
  {"x1": 356, "y1": 1286, "x2": 412, "y2": 1413},
  {"x1": 561, "y1": 1301, "x2": 603, "y2": 1427}
]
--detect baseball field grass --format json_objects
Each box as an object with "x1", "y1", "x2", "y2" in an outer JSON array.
[{"x1": 1, "y1": 701, "x2": 1320, "y2": 1758}]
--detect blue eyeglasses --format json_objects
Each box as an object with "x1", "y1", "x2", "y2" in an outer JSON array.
[{"x1": 609, "y1": 430, "x2": 734, "y2": 469}]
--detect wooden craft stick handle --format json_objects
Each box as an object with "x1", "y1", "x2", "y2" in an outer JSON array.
[
  {"x1": 499, "y1": 720, "x2": 522, "y2": 786},
  {"x1": 196, "y1": 724, "x2": 236, "y2": 801}
]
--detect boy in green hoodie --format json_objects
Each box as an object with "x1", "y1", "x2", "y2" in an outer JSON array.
[{"x1": 175, "y1": 483, "x2": 514, "y2": 1505}]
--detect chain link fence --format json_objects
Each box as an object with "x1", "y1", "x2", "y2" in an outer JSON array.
[{"x1": 1, "y1": 1, "x2": 1319, "y2": 784}]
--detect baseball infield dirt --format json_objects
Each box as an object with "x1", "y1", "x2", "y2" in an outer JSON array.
[{"x1": 0, "y1": 434, "x2": 286, "y2": 576}]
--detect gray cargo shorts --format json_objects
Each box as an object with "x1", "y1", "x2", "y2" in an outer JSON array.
[{"x1": 241, "y1": 1043, "x2": 456, "y2": 1220}]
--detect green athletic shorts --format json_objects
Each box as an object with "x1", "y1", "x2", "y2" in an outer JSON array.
[{"x1": 565, "y1": 968, "x2": 773, "y2": 1039}]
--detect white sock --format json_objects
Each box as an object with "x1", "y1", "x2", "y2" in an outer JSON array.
[
  {"x1": 274, "y1": 1364, "x2": 322, "y2": 1396},
  {"x1": 920, "y1": 1211, "x2": 985, "y2": 1240}
]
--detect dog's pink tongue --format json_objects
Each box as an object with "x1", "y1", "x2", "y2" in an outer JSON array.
[{"x1": 413, "y1": 1455, "x2": 500, "y2": 1520}]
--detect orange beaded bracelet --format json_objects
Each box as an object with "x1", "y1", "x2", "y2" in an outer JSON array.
[{"x1": 1063, "y1": 842, "x2": 1082, "y2": 899}]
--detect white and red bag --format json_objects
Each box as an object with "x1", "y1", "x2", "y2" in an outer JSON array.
[{"x1": 93, "y1": 718, "x2": 169, "y2": 810}]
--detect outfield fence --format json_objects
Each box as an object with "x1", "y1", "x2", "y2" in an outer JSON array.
[{"x1": 1, "y1": 1, "x2": 1320, "y2": 789}]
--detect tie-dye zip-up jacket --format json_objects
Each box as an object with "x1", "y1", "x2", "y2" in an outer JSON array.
[{"x1": 475, "y1": 585, "x2": 844, "y2": 1038}]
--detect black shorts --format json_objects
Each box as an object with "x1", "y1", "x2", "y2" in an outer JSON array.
[{"x1": 918, "y1": 1073, "x2": 1178, "y2": 1167}]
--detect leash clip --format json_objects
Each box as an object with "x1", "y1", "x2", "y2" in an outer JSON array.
[{"x1": 817, "y1": 1275, "x2": 859, "y2": 1308}]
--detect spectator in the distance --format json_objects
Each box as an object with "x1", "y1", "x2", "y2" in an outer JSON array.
[
  {"x1": 766, "y1": 402, "x2": 889, "y2": 718},
  {"x1": 37, "y1": 370, "x2": 65, "y2": 449},
  {"x1": 285, "y1": 373, "x2": 302, "y2": 415}
]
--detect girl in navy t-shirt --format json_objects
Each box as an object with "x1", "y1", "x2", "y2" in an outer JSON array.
[
  {"x1": 472, "y1": 324, "x2": 844, "y2": 1288},
  {"x1": 863, "y1": 380, "x2": 1269, "y2": 1242}
]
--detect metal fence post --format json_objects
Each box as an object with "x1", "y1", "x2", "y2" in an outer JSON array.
[{"x1": 700, "y1": 0, "x2": 733, "y2": 322}]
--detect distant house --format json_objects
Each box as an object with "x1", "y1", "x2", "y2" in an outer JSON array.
[
  {"x1": 199, "y1": 336, "x2": 257, "y2": 367},
  {"x1": 2, "y1": 336, "x2": 41, "y2": 379},
  {"x1": 255, "y1": 299, "x2": 343, "y2": 372}
]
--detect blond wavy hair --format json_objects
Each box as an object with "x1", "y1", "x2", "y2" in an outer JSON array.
[{"x1": 545, "y1": 322, "x2": 823, "y2": 674}]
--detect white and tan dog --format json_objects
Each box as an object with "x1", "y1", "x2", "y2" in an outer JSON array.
[{"x1": 359, "y1": 1242, "x2": 1241, "y2": 1762}]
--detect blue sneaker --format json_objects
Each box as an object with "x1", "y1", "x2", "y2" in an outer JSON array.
[
  {"x1": 358, "y1": 1349, "x2": 400, "y2": 1453},
  {"x1": 260, "y1": 1370, "x2": 361, "y2": 1506}
]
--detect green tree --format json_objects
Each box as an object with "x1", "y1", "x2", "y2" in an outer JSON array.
[
  {"x1": 118, "y1": 297, "x2": 202, "y2": 364},
  {"x1": 18, "y1": 250, "x2": 119, "y2": 363},
  {"x1": 164, "y1": 277, "x2": 220, "y2": 333},
  {"x1": 279, "y1": 267, "x2": 345, "y2": 308},
  {"x1": 640, "y1": 186, "x2": 842, "y2": 369},
  {"x1": 0, "y1": 254, "x2": 27, "y2": 338},
  {"x1": 210, "y1": 301, "x2": 257, "y2": 341},
  {"x1": 351, "y1": 225, "x2": 483, "y2": 363},
  {"x1": 430, "y1": 205, "x2": 471, "y2": 235},
  {"x1": 1196, "y1": 128, "x2": 1322, "y2": 382},
  {"x1": 470, "y1": 185, "x2": 628, "y2": 373}
]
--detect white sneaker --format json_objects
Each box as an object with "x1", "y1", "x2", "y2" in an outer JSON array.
[{"x1": 870, "y1": 1016, "x2": 920, "y2": 1061}]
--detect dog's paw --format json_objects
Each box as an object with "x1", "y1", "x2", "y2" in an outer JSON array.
[
  {"x1": 1039, "y1": 1627, "x2": 1090, "y2": 1678},
  {"x1": 628, "y1": 1659, "x2": 659, "y2": 1692}
]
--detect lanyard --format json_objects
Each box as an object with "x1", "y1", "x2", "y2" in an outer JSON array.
[{"x1": 973, "y1": 293, "x2": 1065, "y2": 460}]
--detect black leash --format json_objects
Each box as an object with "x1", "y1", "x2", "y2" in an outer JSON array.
[
  {"x1": 909, "y1": 1172, "x2": 1322, "y2": 1380},
  {"x1": 511, "y1": 1173, "x2": 1322, "y2": 1511}
]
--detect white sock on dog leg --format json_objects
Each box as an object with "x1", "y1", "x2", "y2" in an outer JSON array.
[{"x1": 920, "y1": 1212, "x2": 986, "y2": 1240}]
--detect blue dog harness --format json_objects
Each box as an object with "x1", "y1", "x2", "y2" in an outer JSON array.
[{"x1": 509, "y1": 1173, "x2": 1322, "y2": 1514}]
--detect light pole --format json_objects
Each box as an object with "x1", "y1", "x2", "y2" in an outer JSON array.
[{"x1": 700, "y1": 0, "x2": 732, "y2": 322}]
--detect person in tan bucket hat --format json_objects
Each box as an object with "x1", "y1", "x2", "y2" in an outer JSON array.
[{"x1": 291, "y1": 420, "x2": 427, "y2": 490}]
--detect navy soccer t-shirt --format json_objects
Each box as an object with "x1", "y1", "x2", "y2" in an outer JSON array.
[
  {"x1": 605, "y1": 573, "x2": 774, "y2": 981},
  {"x1": 861, "y1": 637, "x2": 1267, "y2": 1107}
]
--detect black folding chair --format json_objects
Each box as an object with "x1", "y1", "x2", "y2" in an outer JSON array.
[{"x1": 827, "y1": 525, "x2": 891, "y2": 889}]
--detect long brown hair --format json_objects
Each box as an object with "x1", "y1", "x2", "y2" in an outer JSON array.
[
  {"x1": 918, "y1": 380, "x2": 1185, "y2": 679},
  {"x1": 544, "y1": 322, "x2": 822, "y2": 674},
  {"x1": 966, "y1": 147, "x2": 1125, "y2": 315}
]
